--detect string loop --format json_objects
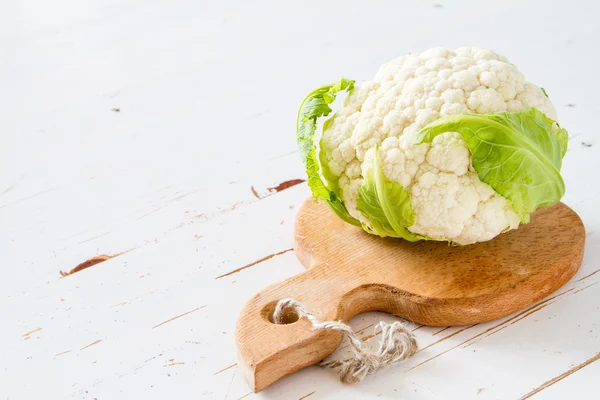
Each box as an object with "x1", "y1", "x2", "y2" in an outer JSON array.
[{"x1": 273, "y1": 298, "x2": 418, "y2": 384}]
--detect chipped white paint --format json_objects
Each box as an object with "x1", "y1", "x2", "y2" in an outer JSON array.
[{"x1": 1, "y1": 0, "x2": 599, "y2": 399}]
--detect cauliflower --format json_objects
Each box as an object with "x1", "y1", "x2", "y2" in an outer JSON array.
[{"x1": 296, "y1": 47, "x2": 568, "y2": 245}]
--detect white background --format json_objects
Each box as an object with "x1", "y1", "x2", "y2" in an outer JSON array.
[{"x1": 1, "y1": 0, "x2": 599, "y2": 399}]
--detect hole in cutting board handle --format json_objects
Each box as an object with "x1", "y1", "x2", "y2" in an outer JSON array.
[{"x1": 262, "y1": 301, "x2": 300, "y2": 325}]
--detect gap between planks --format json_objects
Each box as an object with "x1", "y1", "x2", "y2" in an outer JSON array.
[
  {"x1": 298, "y1": 391, "x2": 315, "y2": 400},
  {"x1": 576, "y1": 267, "x2": 600, "y2": 282},
  {"x1": 215, "y1": 248, "x2": 293, "y2": 279},
  {"x1": 152, "y1": 305, "x2": 207, "y2": 329},
  {"x1": 214, "y1": 363, "x2": 237, "y2": 375},
  {"x1": 431, "y1": 326, "x2": 451, "y2": 336},
  {"x1": 519, "y1": 351, "x2": 600, "y2": 399},
  {"x1": 80, "y1": 339, "x2": 103, "y2": 351}
]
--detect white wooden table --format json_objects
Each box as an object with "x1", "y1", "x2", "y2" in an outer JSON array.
[{"x1": 2, "y1": 1, "x2": 599, "y2": 398}]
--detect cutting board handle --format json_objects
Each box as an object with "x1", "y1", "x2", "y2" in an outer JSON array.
[
  {"x1": 235, "y1": 256, "x2": 426, "y2": 392},
  {"x1": 235, "y1": 261, "x2": 352, "y2": 393}
]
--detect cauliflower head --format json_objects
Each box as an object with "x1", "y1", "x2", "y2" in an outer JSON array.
[{"x1": 296, "y1": 47, "x2": 568, "y2": 245}]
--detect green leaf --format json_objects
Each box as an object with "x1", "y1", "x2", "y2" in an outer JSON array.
[
  {"x1": 296, "y1": 78, "x2": 360, "y2": 226},
  {"x1": 415, "y1": 108, "x2": 567, "y2": 223},
  {"x1": 318, "y1": 117, "x2": 342, "y2": 195},
  {"x1": 357, "y1": 146, "x2": 421, "y2": 241},
  {"x1": 541, "y1": 87, "x2": 549, "y2": 98}
]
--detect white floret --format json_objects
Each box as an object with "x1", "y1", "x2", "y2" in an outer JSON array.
[
  {"x1": 407, "y1": 136, "x2": 520, "y2": 244},
  {"x1": 320, "y1": 47, "x2": 557, "y2": 244},
  {"x1": 425, "y1": 132, "x2": 470, "y2": 176}
]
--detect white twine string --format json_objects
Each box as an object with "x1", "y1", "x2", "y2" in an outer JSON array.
[{"x1": 273, "y1": 298, "x2": 418, "y2": 384}]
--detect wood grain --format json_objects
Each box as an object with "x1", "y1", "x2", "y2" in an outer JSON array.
[{"x1": 236, "y1": 198, "x2": 585, "y2": 392}]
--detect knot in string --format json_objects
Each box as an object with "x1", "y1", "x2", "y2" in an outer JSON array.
[{"x1": 273, "y1": 298, "x2": 418, "y2": 384}]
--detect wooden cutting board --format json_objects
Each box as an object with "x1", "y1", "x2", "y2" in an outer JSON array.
[{"x1": 236, "y1": 198, "x2": 585, "y2": 392}]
